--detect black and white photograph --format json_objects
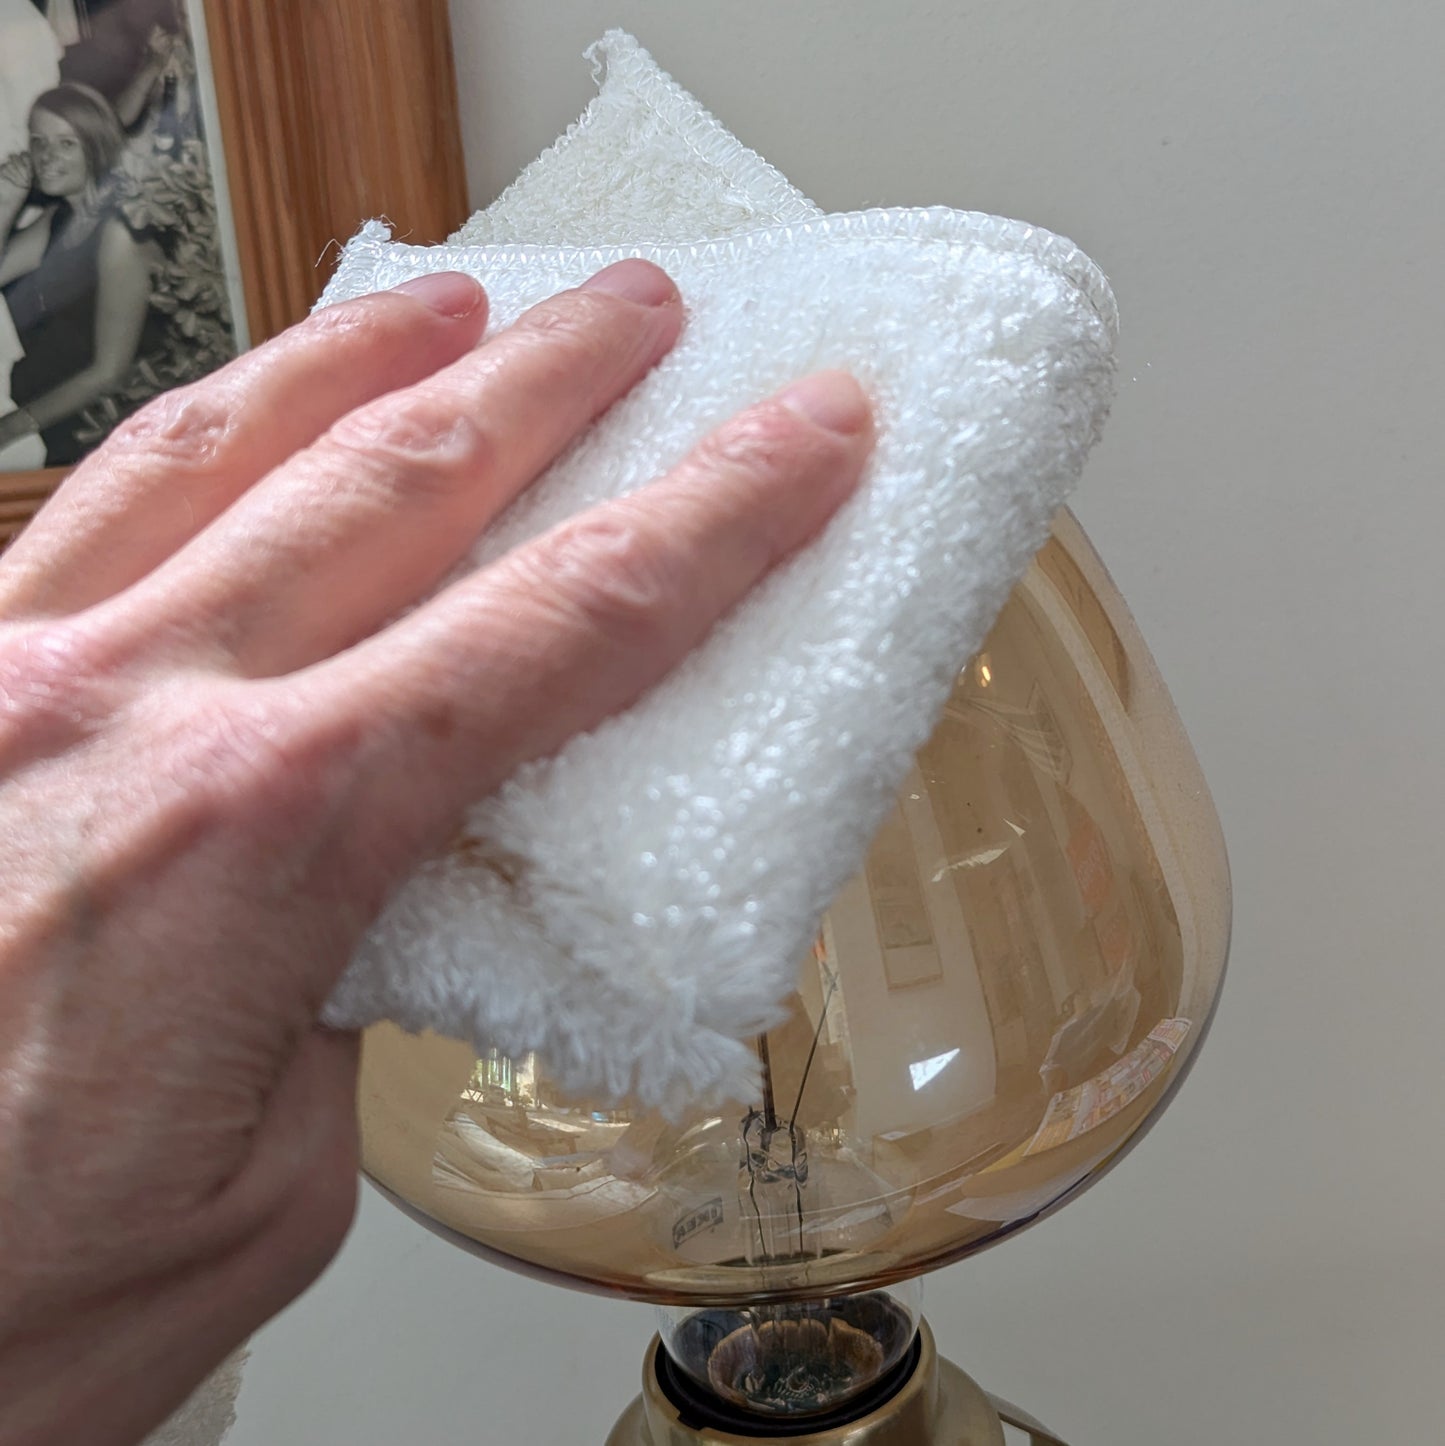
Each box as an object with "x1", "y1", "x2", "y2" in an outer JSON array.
[{"x1": 0, "y1": 0, "x2": 237, "y2": 471}]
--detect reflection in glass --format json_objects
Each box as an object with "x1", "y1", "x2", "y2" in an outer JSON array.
[{"x1": 359, "y1": 511, "x2": 1230, "y2": 1421}]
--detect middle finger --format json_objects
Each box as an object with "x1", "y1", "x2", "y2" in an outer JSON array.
[{"x1": 122, "y1": 260, "x2": 683, "y2": 677}]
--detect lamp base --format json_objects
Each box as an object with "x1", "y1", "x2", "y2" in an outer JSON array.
[{"x1": 605, "y1": 1318, "x2": 1068, "y2": 1446}]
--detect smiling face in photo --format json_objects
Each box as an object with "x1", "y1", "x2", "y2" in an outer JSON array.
[{"x1": 29, "y1": 107, "x2": 90, "y2": 198}]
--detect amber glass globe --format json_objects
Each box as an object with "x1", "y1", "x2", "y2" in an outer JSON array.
[{"x1": 358, "y1": 510, "x2": 1230, "y2": 1424}]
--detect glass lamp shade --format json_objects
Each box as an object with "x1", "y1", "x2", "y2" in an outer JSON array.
[{"x1": 358, "y1": 509, "x2": 1229, "y2": 1420}]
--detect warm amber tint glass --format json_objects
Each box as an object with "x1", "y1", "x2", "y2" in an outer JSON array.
[{"x1": 359, "y1": 510, "x2": 1230, "y2": 1314}]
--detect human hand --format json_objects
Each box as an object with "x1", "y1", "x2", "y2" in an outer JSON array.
[
  {"x1": 0, "y1": 261, "x2": 871, "y2": 1445},
  {"x1": 0, "y1": 149, "x2": 32, "y2": 199},
  {"x1": 144, "y1": 23, "x2": 179, "y2": 66}
]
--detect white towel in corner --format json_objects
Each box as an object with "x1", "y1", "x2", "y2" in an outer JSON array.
[
  {"x1": 450, "y1": 32, "x2": 821, "y2": 248},
  {"x1": 319, "y1": 34, "x2": 1118, "y2": 1115}
]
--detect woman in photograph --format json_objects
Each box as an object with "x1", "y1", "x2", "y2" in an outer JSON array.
[
  {"x1": 0, "y1": 82, "x2": 160, "y2": 466},
  {"x1": 0, "y1": 0, "x2": 63, "y2": 467}
]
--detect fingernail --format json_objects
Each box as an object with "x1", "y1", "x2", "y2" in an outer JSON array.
[
  {"x1": 581, "y1": 259, "x2": 678, "y2": 307},
  {"x1": 391, "y1": 272, "x2": 485, "y2": 319},
  {"x1": 777, "y1": 371, "x2": 870, "y2": 436}
]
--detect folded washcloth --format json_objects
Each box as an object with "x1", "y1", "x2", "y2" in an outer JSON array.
[
  {"x1": 450, "y1": 31, "x2": 820, "y2": 248},
  {"x1": 320, "y1": 34, "x2": 1117, "y2": 1114}
]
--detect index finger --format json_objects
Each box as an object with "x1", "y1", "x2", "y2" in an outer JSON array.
[
  {"x1": 290, "y1": 371, "x2": 874, "y2": 892},
  {"x1": 0, "y1": 273, "x2": 489, "y2": 619}
]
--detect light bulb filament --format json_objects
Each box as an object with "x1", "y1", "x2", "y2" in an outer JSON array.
[{"x1": 740, "y1": 1108, "x2": 810, "y2": 1264}]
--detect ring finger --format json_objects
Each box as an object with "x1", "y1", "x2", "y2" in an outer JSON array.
[{"x1": 118, "y1": 260, "x2": 683, "y2": 677}]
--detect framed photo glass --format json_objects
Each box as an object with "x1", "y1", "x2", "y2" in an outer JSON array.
[
  {"x1": 0, "y1": 0, "x2": 242, "y2": 473},
  {"x1": 0, "y1": 0, "x2": 467, "y2": 540}
]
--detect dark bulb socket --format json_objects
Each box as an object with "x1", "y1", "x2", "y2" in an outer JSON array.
[{"x1": 658, "y1": 1295, "x2": 921, "y2": 1437}]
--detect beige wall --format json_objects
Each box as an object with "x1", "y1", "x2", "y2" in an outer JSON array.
[{"x1": 229, "y1": 6, "x2": 1445, "y2": 1443}]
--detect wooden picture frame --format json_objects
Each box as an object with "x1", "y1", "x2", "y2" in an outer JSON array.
[{"x1": 0, "y1": 0, "x2": 468, "y2": 545}]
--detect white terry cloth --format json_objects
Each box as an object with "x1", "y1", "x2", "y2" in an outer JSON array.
[
  {"x1": 450, "y1": 31, "x2": 820, "y2": 248},
  {"x1": 141, "y1": 1348, "x2": 246, "y2": 1446},
  {"x1": 318, "y1": 38, "x2": 1118, "y2": 1115}
]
